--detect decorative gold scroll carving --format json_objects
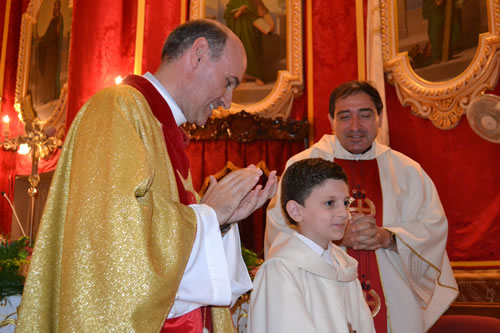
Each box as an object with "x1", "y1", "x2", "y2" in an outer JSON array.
[
  {"x1": 381, "y1": 0, "x2": 500, "y2": 129},
  {"x1": 198, "y1": 161, "x2": 273, "y2": 196},
  {"x1": 181, "y1": 110, "x2": 309, "y2": 143}
]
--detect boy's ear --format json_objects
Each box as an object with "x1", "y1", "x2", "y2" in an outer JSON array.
[{"x1": 286, "y1": 200, "x2": 303, "y2": 223}]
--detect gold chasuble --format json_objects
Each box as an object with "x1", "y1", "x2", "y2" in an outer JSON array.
[{"x1": 17, "y1": 76, "x2": 234, "y2": 332}]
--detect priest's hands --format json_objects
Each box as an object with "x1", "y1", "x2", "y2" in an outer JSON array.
[
  {"x1": 227, "y1": 169, "x2": 277, "y2": 223},
  {"x1": 200, "y1": 165, "x2": 278, "y2": 226},
  {"x1": 341, "y1": 213, "x2": 393, "y2": 250}
]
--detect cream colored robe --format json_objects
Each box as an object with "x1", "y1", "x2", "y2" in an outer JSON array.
[
  {"x1": 249, "y1": 232, "x2": 375, "y2": 333},
  {"x1": 17, "y1": 85, "x2": 235, "y2": 332},
  {"x1": 265, "y1": 135, "x2": 458, "y2": 333}
]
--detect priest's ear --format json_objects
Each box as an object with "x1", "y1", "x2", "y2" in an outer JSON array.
[
  {"x1": 285, "y1": 200, "x2": 304, "y2": 225},
  {"x1": 328, "y1": 113, "x2": 335, "y2": 134},
  {"x1": 190, "y1": 37, "x2": 209, "y2": 68}
]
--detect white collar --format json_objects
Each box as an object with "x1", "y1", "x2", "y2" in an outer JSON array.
[
  {"x1": 143, "y1": 72, "x2": 187, "y2": 126},
  {"x1": 333, "y1": 136, "x2": 377, "y2": 160},
  {"x1": 311, "y1": 134, "x2": 390, "y2": 160},
  {"x1": 293, "y1": 231, "x2": 324, "y2": 255},
  {"x1": 293, "y1": 232, "x2": 337, "y2": 267}
]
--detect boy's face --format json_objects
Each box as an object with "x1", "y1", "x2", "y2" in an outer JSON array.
[{"x1": 289, "y1": 179, "x2": 350, "y2": 250}]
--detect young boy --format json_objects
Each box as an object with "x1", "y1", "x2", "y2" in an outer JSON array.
[{"x1": 248, "y1": 158, "x2": 375, "y2": 333}]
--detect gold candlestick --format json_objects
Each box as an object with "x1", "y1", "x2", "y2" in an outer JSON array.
[{"x1": 1, "y1": 117, "x2": 62, "y2": 244}]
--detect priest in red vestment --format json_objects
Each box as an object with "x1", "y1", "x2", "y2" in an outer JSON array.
[
  {"x1": 17, "y1": 19, "x2": 277, "y2": 332},
  {"x1": 266, "y1": 81, "x2": 458, "y2": 333}
]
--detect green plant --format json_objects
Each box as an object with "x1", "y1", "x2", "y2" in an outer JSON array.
[
  {"x1": 241, "y1": 245, "x2": 263, "y2": 280},
  {"x1": 0, "y1": 236, "x2": 32, "y2": 297}
]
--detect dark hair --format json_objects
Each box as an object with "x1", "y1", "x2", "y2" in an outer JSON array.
[
  {"x1": 328, "y1": 81, "x2": 383, "y2": 119},
  {"x1": 281, "y1": 158, "x2": 348, "y2": 225},
  {"x1": 161, "y1": 19, "x2": 228, "y2": 63}
]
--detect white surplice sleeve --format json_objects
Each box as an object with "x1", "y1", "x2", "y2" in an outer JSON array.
[{"x1": 167, "y1": 204, "x2": 252, "y2": 318}]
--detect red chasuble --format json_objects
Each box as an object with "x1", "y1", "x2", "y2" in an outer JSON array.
[
  {"x1": 334, "y1": 158, "x2": 388, "y2": 333},
  {"x1": 122, "y1": 75, "x2": 212, "y2": 333}
]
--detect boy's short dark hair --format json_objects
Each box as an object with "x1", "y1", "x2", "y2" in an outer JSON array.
[
  {"x1": 328, "y1": 80, "x2": 383, "y2": 119},
  {"x1": 280, "y1": 158, "x2": 348, "y2": 225}
]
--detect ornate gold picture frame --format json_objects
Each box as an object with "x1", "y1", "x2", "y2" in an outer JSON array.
[
  {"x1": 381, "y1": 0, "x2": 500, "y2": 129},
  {"x1": 15, "y1": 0, "x2": 72, "y2": 130},
  {"x1": 190, "y1": 0, "x2": 303, "y2": 119}
]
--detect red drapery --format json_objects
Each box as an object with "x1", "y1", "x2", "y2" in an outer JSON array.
[
  {"x1": 66, "y1": 0, "x2": 138, "y2": 126},
  {"x1": 311, "y1": 1, "x2": 358, "y2": 139},
  {"x1": 66, "y1": 0, "x2": 182, "y2": 126},
  {"x1": 0, "y1": 0, "x2": 29, "y2": 235},
  {"x1": 0, "y1": 0, "x2": 498, "y2": 262},
  {"x1": 386, "y1": 82, "x2": 500, "y2": 261}
]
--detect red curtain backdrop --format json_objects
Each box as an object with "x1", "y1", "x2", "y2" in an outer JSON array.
[
  {"x1": 311, "y1": 1, "x2": 358, "y2": 139},
  {"x1": 0, "y1": 0, "x2": 29, "y2": 235},
  {"x1": 141, "y1": 1, "x2": 181, "y2": 76},
  {"x1": 65, "y1": 0, "x2": 138, "y2": 126},
  {"x1": 66, "y1": 0, "x2": 182, "y2": 126},
  {"x1": 386, "y1": 82, "x2": 500, "y2": 261},
  {"x1": 0, "y1": 0, "x2": 498, "y2": 262}
]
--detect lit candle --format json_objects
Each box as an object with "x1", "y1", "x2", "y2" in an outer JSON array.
[
  {"x1": 18, "y1": 143, "x2": 30, "y2": 155},
  {"x1": 2, "y1": 115, "x2": 9, "y2": 138}
]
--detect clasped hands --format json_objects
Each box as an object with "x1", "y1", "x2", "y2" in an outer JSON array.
[
  {"x1": 200, "y1": 165, "x2": 278, "y2": 227},
  {"x1": 341, "y1": 213, "x2": 393, "y2": 251}
]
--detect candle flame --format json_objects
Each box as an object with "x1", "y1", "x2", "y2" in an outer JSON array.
[{"x1": 17, "y1": 143, "x2": 30, "y2": 155}]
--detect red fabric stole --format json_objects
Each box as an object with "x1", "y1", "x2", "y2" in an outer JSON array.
[
  {"x1": 122, "y1": 75, "x2": 196, "y2": 205},
  {"x1": 122, "y1": 75, "x2": 211, "y2": 333},
  {"x1": 334, "y1": 158, "x2": 388, "y2": 333}
]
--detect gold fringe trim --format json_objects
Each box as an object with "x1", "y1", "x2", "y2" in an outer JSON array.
[{"x1": 395, "y1": 235, "x2": 458, "y2": 294}]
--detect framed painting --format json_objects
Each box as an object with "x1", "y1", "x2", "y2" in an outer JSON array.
[
  {"x1": 190, "y1": 0, "x2": 303, "y2": 119},
  {"x1": 397, "y1": 0, "x2": 488, "y2": 81},
  {"x1": 15, "y1": 0, "x2": 73, "y2": 131},
  {"x1": 381, "y1": 0, "x2": 500, "y2": 129}
]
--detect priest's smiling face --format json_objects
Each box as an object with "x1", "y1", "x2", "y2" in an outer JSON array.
[
  {"x1": 184, "y1": 34, "x2": 246, "y2": 126},
  {"x1": 291, "y1": 178, "x2": 350, "y2": 250},
  {"x1": 330, "y1": 92, "x2": 382, "y2": 154}
]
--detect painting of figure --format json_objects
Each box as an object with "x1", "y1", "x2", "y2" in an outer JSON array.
[
  {"x1": 205, "y1": 0, "x2": 287, "y2": 105},
  {"x1": 397, "y1": 0, "x2": 487, "y2": 81},
  {"x1": 28, "y1": 0, "x2": 72, "y2": 119}
]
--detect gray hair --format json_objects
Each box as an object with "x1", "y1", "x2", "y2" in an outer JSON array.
[{"x1": 161, "y1": 19, "x2": 228, "y2": 63}]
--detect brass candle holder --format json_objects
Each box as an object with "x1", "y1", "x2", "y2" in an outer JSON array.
[{"x1": 2, "y1": 116, "x2": 62, "y2": 245}]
